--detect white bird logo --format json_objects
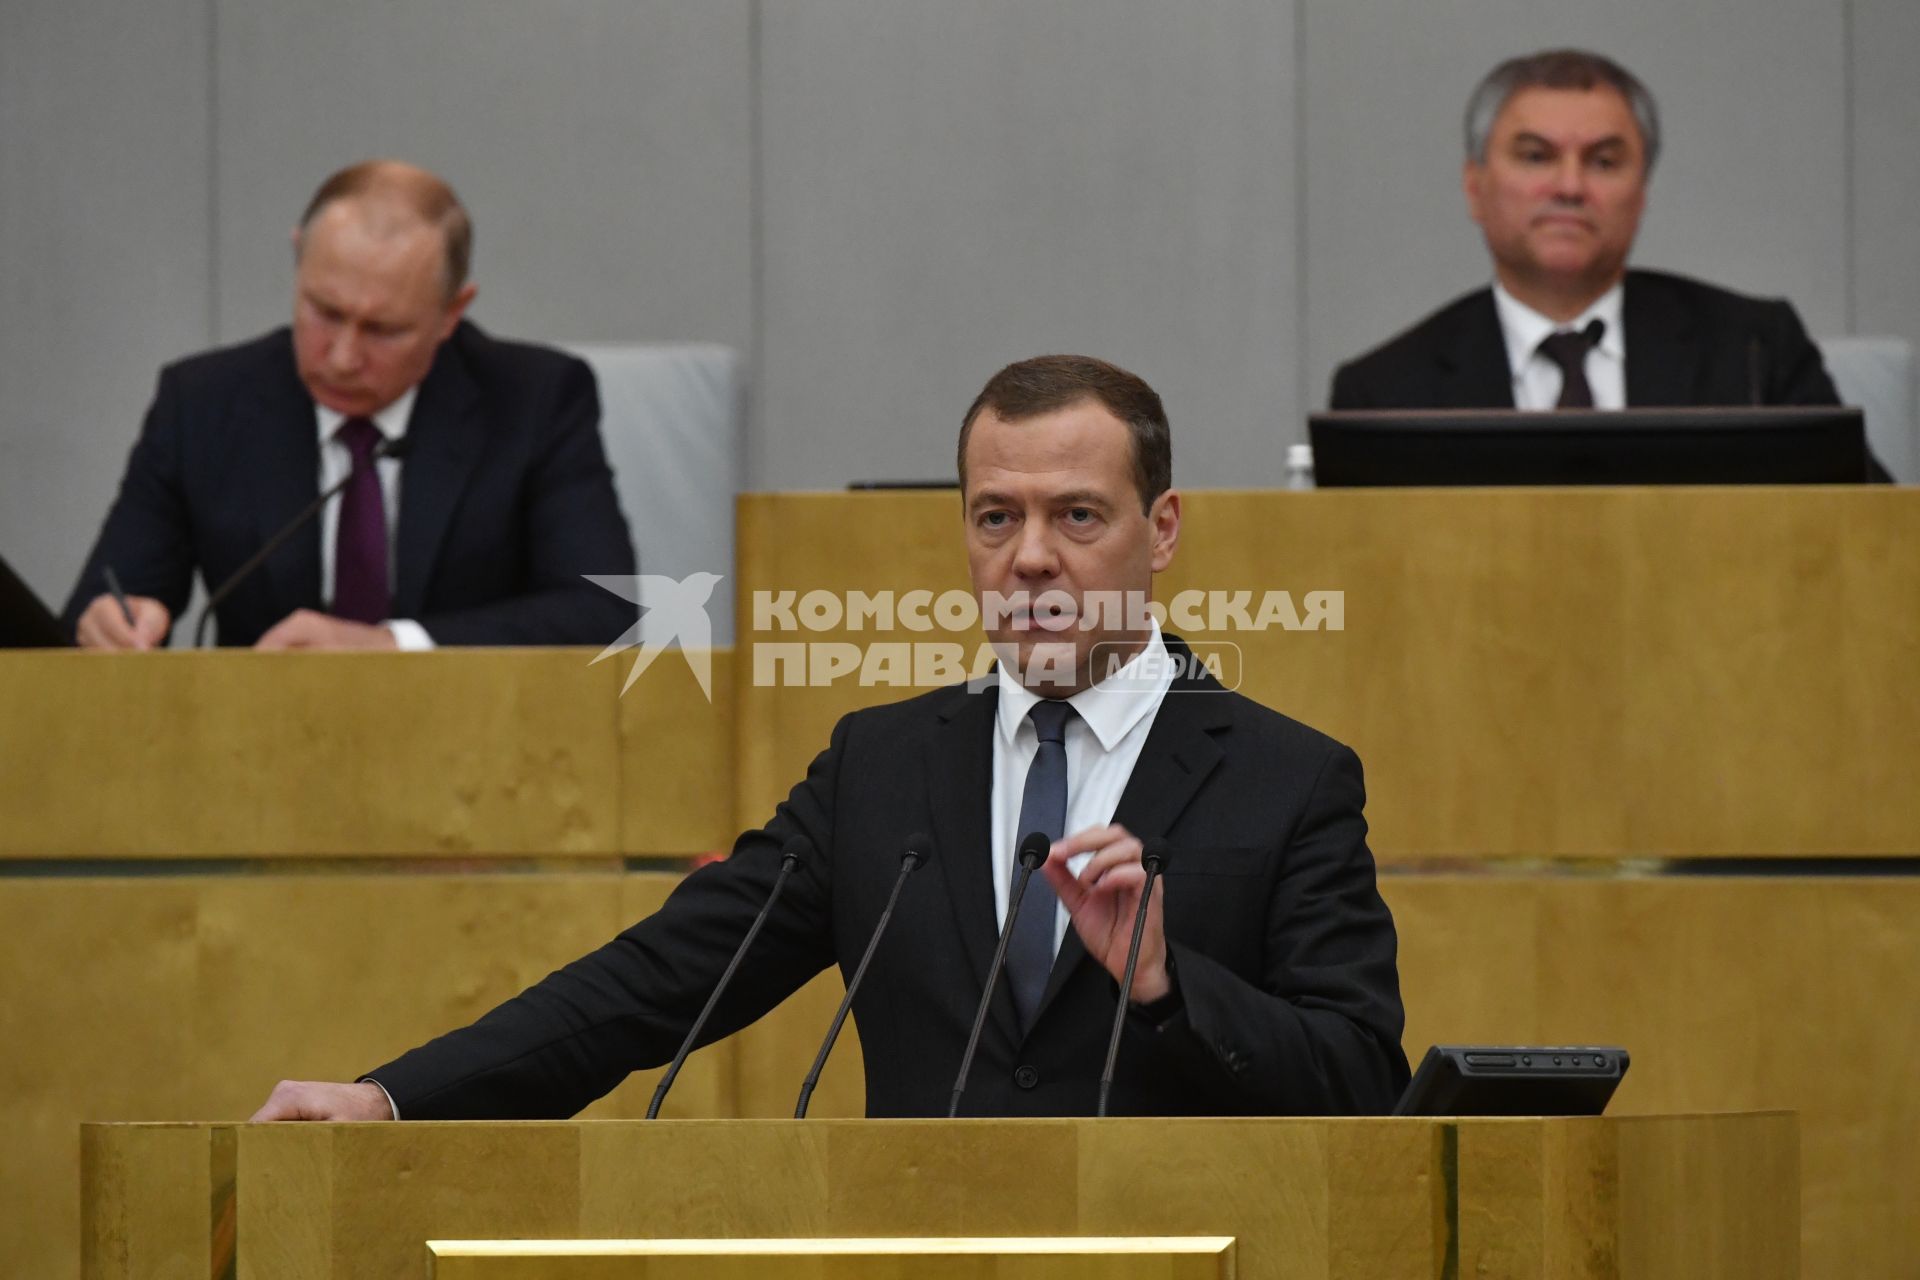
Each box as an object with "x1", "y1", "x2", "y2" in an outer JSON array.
[{"x1": 583, "y1": 572, "x2": 725, "y2": 700}]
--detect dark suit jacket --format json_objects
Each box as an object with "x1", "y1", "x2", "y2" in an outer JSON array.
[
  {"x1": 1328, "y1": 269, "x2": 1890, "y2": 482},
  {"x1": 371, "y1": 646, "x2": 1411, "y2": 1118},
  {"x1": 1329, "y1": 269, "x2": 1841, "y2": 411},
  {"x1": 64, "y1": 321, "x2": 637, "y2": 645}
]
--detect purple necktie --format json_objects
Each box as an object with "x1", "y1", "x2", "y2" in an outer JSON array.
[{"x1": 332, "y1": 417, "x2": 390, "y2": 624}]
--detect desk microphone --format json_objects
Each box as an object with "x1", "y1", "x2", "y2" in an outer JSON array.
[
  {"x1": 647, "y1": 834, "x2": 810, "y2": 1120},
  {"x1": 793, "y1": 832, "x2": 932, "y2": 1118},
  {"x1": 948, "y1": 830, "x2": 1050, "y2": 1118},
  {"x1": 192, "y1": 434, "x2": 411, "y2": 647},
  {"x1": 1096, "y1": 836, "x2": 1170, "y2": 1117}
]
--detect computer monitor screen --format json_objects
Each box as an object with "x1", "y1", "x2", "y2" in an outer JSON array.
[{"x1": 1310, "y1": 406, "x2": 1867, "y2": 486}]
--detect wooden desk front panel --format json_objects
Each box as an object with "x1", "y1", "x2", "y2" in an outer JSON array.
[
  {"x1": 735, "y1": 488, "x2": 1920, "y2": 858},
  {"x1": 12, "y1": 873, "x2": 1907, "y2": 1278},
  {"x1": 0, "y1": 648, "x2": 732, "y2": 858},
  {"x1": 81, "y1": 1116, "x2": 1794, "y2": 1280}
]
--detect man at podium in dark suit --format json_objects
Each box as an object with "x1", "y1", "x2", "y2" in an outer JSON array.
[
  {"x1": 253, "y1": 355, "x2": 1409, "y2": 1122},
  {"x1": 1329, "y1": 48, "x2": 1872, "y2": 462},
  {"x1": 65, "y1": 160, "x2": 635, "y2": 649}
]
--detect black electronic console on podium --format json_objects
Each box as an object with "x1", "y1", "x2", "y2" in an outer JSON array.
[
  {"x1": 1311, "y1": 406, "x2": 1867, "y2": 486},
  {"x1": 1393, "y1": 1044, "x2": 1631, "y2": 1116}
]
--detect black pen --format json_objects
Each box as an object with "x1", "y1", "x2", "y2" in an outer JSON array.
[{"x1": 102, "y1": 565, "x2": 137, "y2": 628}]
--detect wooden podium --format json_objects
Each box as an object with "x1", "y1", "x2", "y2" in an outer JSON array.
[{"x1": 83, "y1": 1113, "x2": 1795, "y2": 1280}]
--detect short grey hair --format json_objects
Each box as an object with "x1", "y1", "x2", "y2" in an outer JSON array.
[{"x1": 1464, "y1": 49, "x2": 1661, "y2": 173}]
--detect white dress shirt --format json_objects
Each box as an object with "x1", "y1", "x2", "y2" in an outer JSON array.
[
  {"x1": 1493, "y1": 281, "x2": 1627, "y2": 411},
  {"x1": 314, "y1": 390, "x2": 433, "y2": 650},
  {"x1": 989, "y1": 618, "x2": 1176, "y2": 954}
]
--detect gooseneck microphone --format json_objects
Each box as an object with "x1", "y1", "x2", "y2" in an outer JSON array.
[
  {"x1": 1096, "y1": 836, "x2": 1171, "y2": 1117},
  {"x1": 793, "y1": 832, "x2": 933, "y2": 1118},
  {"x1": 948, "y1": 830, "x2": 1051, "y2": 1118},
  {"x1": 191, "y1": 434, "x2": 411, "y2": 647},
  {"x1": 647, "y1": 834, "x2": 810, "y2": 1120}
]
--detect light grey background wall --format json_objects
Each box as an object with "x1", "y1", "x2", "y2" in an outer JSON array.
[{"x1": 3, "y1": 0, "x2": 1914, "y2": 609}]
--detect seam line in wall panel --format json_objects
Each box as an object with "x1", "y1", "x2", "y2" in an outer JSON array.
[
  {"x1": 1842, "y1": 0, "x2": 1857, "y2": 333},
  {"x1": 206, "y1": 0, "x2": 220, "y2": 343},
  {"x1": 1292, "y1": 0, "x2": 1310, "y2": 434},
  {"x1": 747, "y1": 0, "x2": 764, "y2": 488}
]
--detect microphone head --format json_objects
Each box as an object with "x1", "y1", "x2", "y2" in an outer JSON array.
[
  {"x1": 1016, "y1": 831, "x2": 1051, "y2": 870},
  {"x1": 779, "y1": 834, "x2": 812, "y2": 868},
  {"x1": 903, "y1": 831, "x2": 933, "y2": 870},
  {"x1": 377, "y1": 435, "x2": 413, "y2": 460},
  {"x1": 1141, "y1": 836, "x2": 1170, "y2": 875}
]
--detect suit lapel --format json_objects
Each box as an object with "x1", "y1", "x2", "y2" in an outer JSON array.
[
  {"x1": 1623, "y1": 271, "x2": 1702, "y2": 406},
  {"x1": 393, "y1": 334, "x2": 484, "y2": 618},
  {"x1": 245, "y1": 338, "x2": 324, "y2": 618},
  {"x1": 1436, "y1": 289, "x2": 1517, "y2": 407},
  {"x1": 1031, "y1": 641, "x2": 1231, "y2": 1021},
  {"x1": 926, "y1": 681, "x2": 1019, "y2": 1037}
]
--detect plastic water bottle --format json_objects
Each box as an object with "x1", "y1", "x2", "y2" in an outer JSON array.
[{"x1": 1285, "y1": 443, "x2": 1316, "y2": 491}]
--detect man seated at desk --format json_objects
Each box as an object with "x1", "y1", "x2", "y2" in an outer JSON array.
[
  {"x1": 66, "y1": 160, "x2": 636, "y2": 650},
  {"x1": 1329, "y1": 48, "x2": 1888, "y2": 480},
  {"x1": 252, "y1": 354, "x2": 1410, "y2": 1121}
]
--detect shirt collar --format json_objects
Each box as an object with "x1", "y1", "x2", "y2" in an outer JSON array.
[
  {"x1": 995, "y1": 615, "x2": 1170, "y2": 752},
  {"x1": 1491, "y1": 280, "x2": 1626, "y2": 380},
  {"x1": 315, "y1": 385, "x2": 419, "y2": 449}
]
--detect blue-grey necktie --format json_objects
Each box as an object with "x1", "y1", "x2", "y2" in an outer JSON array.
[{"x1": 1008, "y1": 698, "x2": 1074, "y2": 1033}]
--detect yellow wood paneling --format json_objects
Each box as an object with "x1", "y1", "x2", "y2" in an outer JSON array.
[
  {"x1": 10, "y1": 872, "x2": 730, "y2": 1280},
  {"x1": 616, "y1": 651, "x2": 735, "y2": 856},
  {"x1": 81, "y1": 1117, "x2": 1789, "y2": 1279},
  {"x1": 20, "y1": 873, "x2": 1916, "y2": 1278},
  {"x1": 0, "y1": 649, "x2": 620, "y2": 857},
  {"x1": 0, "y1": 648, "x2": 735, "y2": 858},
  {"x1": 1384, "y1": 875, "x2": 1915, "y2": 1279},
  {"x1": 734, "y1": 488, "x2": 1920, "y2": 857}
]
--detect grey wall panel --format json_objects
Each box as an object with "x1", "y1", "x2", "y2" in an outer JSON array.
[
  {"x1": 0, "y1": 1, "x2": 213, "y2": 608},
  {"x1": 755, "y1": 1, "x2": 1299, "y2": 490},
  {"x1": 1302, "y1": 1, "x2": 1849, "y2": 416},
  {"x1": 1851, "y1": 0, "x2": 1920, "y2": 350},
  {"x1": 213, "y1": 1, "x2": 752, "y2": 352}
]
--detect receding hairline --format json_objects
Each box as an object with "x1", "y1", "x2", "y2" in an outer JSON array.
[
  {"x1": 957, "y1": 356, "x2": 1172, "y2": 514},
  {"x1": 960, "y1": 393, "x2": 1138, "y2": 483},
  {"x1": 296, "y1": 161, "x2": 472, "y2": 294},
  {"x1": 962, "y1": 389, "x2": 1107, "y2": 432},
  {"x1": 1465, "y1": 49, "x2": 1661, "y2": 172},
  {"x1": 958, "y1": 384, "x2": 1170, "y2": 517}
]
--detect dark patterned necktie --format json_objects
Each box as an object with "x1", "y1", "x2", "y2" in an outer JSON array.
[
  {"x1": 1008, "y1": 698, "x2": 1075, "y2": 1033},
  {"x1": 332, "y1": 417, "x2": 390, "y2": 623},
  {"x1": 1538, "y1": 318, "x2": 1606, "y2": 409}
]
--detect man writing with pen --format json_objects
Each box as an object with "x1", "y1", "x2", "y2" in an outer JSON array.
[
  {"x1": 65, "y1": 160, "x2": 634, "y2": 651},
  {"x1": 254, "y1": 354, "x2": 1408, "y2": 1121}
]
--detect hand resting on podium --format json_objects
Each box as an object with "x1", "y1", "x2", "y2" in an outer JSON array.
[{"x1": 251, "y1": 1079, "x2": 393, "y2": 1122}]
